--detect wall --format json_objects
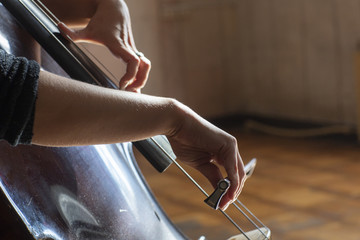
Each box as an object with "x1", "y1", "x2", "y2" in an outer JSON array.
[{"x1": 234, "y1": 0, "x2": 359, "y2": 126}]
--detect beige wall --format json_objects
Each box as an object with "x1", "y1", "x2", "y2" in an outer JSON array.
[
  {"x1": 88, "y1": 0, "x2": 360, "y2": 127},
  {"x1": 232, "y1": 0, "x2": 359, "y2": 126}
]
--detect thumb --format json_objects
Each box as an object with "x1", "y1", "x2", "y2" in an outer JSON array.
[{"x1": 57, "y1": 22, "x2": 90, "y2": 42}]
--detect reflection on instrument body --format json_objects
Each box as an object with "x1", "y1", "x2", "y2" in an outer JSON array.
[
  {"x1": 0, "y1": 1, "x2": 271, "y2": 239},
  {"x1": 0, "y1": 141, "x2": 185, "y2": 239}
]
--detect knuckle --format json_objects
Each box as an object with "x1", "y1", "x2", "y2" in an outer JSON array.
[
  {"x1": 145, "y1": 59, "x2": 151, "y2": 69},
  {"x1": 115, "y1": 37, "x2": 126, "y2": 45},
  {"x1": 109, "y1": 37, "x2": 125, "y2": 49},
  {"x1": 129, "y1": 55, "x2": 141, "y2": 65},
  {"x1": 116, "y1": 39, "x2": 125, "y2": 47},
  {"x1": 227, "y1": 135, "x2": 237, "y2": 146}
]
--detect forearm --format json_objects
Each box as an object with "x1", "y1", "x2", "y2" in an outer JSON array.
[{"x1": 32, "y1": 70, "x2": 180, "y2": 146}]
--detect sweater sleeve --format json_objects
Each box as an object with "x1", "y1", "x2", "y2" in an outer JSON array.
[{"x1": 0, "y1": 49, "x2": 40, "y2": 146}]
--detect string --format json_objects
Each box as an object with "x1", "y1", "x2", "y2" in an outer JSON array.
[
  {"x1": 235, "y1": 200, "x2": 268, "y2": 230},
  {"x1": 231, "y1": 202, "x2": 268, "y2": 239}
]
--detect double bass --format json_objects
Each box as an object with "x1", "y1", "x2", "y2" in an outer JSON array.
[{"x1": 0, "y1": 1, "x2": 271, "y2": 239}]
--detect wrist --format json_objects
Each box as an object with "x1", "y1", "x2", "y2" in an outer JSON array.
[
  {"x1": 164, "y1": 99, "x2": 185, "y2": 137},
  {"x1": 164, "y1": 98, "x2": 199, "y2": 142}
]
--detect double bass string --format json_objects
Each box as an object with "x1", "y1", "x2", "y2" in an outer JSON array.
[
  {"x1": 231, "y1": 201, "x2": 268, "y2": 239},
  {"x1": 235, "y1": 200, "x2": 269, "y2": 232}
]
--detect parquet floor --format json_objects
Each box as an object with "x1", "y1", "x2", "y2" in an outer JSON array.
[{"x1": 136, "y1": 127, "x2": 360, "y2": 240}]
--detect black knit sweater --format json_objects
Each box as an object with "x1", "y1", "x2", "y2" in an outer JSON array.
[{"x1": 0, "y1": 49, "x2": 39, "y2": 146}]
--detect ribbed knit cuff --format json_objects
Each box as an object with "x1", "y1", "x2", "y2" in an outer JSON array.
[{"x1": 0, "y1": 49, "x2": 40, "y2": 146}]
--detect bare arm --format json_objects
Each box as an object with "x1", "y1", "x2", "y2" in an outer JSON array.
[
  {"x1": 32, "y1": 70, "x2": 245, "y2": 209},
  {"x1": 32, "y1": 70, "x2": 177, "y2": 146}
]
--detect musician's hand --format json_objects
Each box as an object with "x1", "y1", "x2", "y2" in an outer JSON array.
[
  {"x1": 57, "y1": 0, "x2": 151, "y2": 93},
  {"x1": 167, "y1": 102, "x2": 246, "y2": 210}
]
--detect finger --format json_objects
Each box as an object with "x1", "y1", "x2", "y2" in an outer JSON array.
[
  {"x1": 218, "y1": 153, "x2": 245, "y2": 211},
  {"x1": 221, "y1": 141, "x2": 243, "y2": 201},
  {"x1": 194, "y1": 161, "x2": 223, "y2": 189},
  {"x1": 126, "y1": 56, "x2": 151, "y2": 92},
  {"x1": 127, "y1": 22, "x2": 138, "y2": 51},
  {"x1": 233, "y1": 153, "x2": 246, "y2": 199},
  {"x1": 58, "y1": 22, "x2": 143, "y2": 91},
  {"x1": 103, "y1": 39, "x2": 140, "y2": 89},
  {"x1": 124, "y1": 26, "x2": 151, "y2": 93},
  {"x1": 101, "y1": 25, "x2": 142, "y2": 89},
  {"x1": 219, "y1": 193, "x2": 233, "y2": 211},
  {"x1": 57, "y1": 22, "x2": 91, "y2": 42},
  {"x1": 224, "y1": 157, "x2": 239, "y2": 200},
  {"x1": 120, "y1": 24, "x2": 130, "y2": 48},
  {"x1": 119, "y1": 53, "x2": 140, "y2": 90},
  {"x1": 218, "y1": 174, "x2": 239, "y2": 211}
]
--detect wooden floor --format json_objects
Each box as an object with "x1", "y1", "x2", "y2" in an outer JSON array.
[{"x1": 136, "y1": 127, "x2": 360, "y2": 240}]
